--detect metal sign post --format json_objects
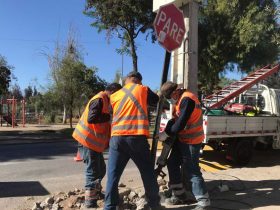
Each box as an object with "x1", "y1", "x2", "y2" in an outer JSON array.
[{"x1": 151, "y1": 3, "x2": 186, "y2": 166}]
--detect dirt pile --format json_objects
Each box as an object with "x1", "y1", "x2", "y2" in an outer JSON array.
[{"x1": 31, "y1": 180, "x2": 169, "y2": 210}]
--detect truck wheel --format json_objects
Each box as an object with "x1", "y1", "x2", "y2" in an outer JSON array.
[
  {"x1": 233, "y1": 140, "x2": 253, "y2": 166},
  {"x1": 255, "y1": 142, "x2": 269, "y2": 150}
]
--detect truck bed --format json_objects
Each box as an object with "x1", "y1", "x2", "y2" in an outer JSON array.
[{"x1": 203, "y1": 115, "x2": 279, "y2": 142}]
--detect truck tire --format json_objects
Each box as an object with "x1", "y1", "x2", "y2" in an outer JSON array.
[
  {"x1": 233, "y1": 140, "x2": 253, "y2": 166},
  {"x1": 255, "y1": 141, "x2": 270, "y2": 150}
]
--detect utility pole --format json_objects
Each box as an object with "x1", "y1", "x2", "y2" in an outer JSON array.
[
  {"x1": 170, "y1": 0, "x2": 199, "y2": 94},
  {"x1": 183, "y1": 0, "x2": 198, "y2": 94},
  {"x1": 121, "y1": 39, "x2": 124, "y2": 79}
]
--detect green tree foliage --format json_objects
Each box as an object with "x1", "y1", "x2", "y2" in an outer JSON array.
[
  {"x1": 33, "y1": 86, "x2": 38, "y2": 96},
  {"x1": 57, "y1": 55, "x2": 107, "y2": 127},
  {"x1": 0, "y1": 55, "x2": 12, "y2": 96},
  {"x1": 9, "y1": 84, "x2": 23, "y2": 100},
  {"x1": 198, "y1": 0, "x2": 280, "y2": 94},
  {"x1": 46, "y1": 34, "x2": 107, "y2": 127},
  {"x1": 264, "y1": 72, "x2": 280, "y2": 89},
  {"x1": 82, "y1": 66, "x2": 108, "y2": 100},
  {"x1": 38, "y1": 89, "x2": 61, "y2": 123},
  {"x1": 24, "y1": 86, "x2": 41, "y2": 117},
  {"x1": 24, "y1": 86, "x2": 33, "y2": 100},
  {"x1": 84, "y1": 0, "x2": 155, "y2": 72},
  {"x1": 218, "y1": 76, "x2": 237, "y2": 89}
]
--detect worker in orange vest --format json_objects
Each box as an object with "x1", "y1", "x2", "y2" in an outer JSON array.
[
  {"x1": 104, "y1": 71, "x2": 162, "y2": 210},
  {"x1": 159, "y1": 81, "x2": 210, "y2": 210},
  {"x1": 72, "y1": 83, "x2": 122, "y2": 208}
]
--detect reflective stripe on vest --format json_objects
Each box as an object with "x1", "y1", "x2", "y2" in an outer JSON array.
[
  {"x1": 111, "y1": 83, "x2": 149, "y2": 136},
  {"x1": 185, "y1": 115, "x2": 203, "y2": 130},
  {"x1": 113, "y1": 84, "x2": 148, "y2": 123},
  {"x1": 72, "y1": 91, "x2": 110, "y2": 152},
  {"x1": 113, "y1": 84, "x2": 136, "y2": 120},
  {"x1": 113, "y1": 115, "x2": 147, "y2": 123},
  {"x1": 74, "y1": 127, "x2": 104, "y2": 148},
  {"x1": 178, "y1": 130, "x2": 204, "y2": 140},
  {"x1": 112, "y1": 124, "x2": 149, "y2": 131},
  {"x1": 175, "y1": 91, "x2": 204, "y2": 144},
  {"x1": 79, "y1": 120, "x2": 109, "y2": 140}
]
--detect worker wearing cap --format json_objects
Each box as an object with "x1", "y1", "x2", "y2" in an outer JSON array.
[
  {"x1": 159, "y1": 81, "x2": 210, "y2": 210},
  {"x1": 72, "y1": 83, "x2": 122, "y2": 208},
  {"x1": 104, "y1": 71, "x2": 162, "y2": 210}
]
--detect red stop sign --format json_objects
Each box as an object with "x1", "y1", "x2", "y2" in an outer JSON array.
[{"x1": 154, "y1": 3, "x2": 186, "y2": 52}]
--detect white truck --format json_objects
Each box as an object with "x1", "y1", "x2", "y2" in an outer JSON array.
[
  {"x1": 160, "y1": 64, "x2": 280, "y2": 165},
  {"x1": 203, "y1": 84, "x2": 280, "y2": 165},
  {"x1": 160, "y1": 83, "x2": 280, "y2": 166}
]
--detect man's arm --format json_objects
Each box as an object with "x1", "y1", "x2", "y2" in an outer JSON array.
[
  {"x1": 165, "y1": 97, "x2": 195, "y2": 135},
  {"x1": 87, "y1": 98, "x2": 110, "y2": 124},
  {"x1": 147, "y1": 88, "x2": 159, "y2": 107}
]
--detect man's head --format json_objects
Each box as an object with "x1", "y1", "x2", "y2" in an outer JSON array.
[
  {"x1": 160, "y1": 81, "x2": 183, "y2": 104},
  {"x1": 125, "y1": 71, "x2": 142, "y2": 85},
  {"x1": 105, "y1": 83, "x2": 122, "y2": 95}
]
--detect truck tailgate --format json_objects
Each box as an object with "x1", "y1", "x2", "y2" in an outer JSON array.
[{"x1": 203, "y1": 116, "x2": 279, "y2": 140}]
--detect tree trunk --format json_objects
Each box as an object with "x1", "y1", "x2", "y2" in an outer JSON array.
[
  {"x1": 69, "y1": 107, "x2": 73, "y2": 129},
  {"x1": 62, "y1": 105, "x2": 67, "y2": 124},
  {"x1": 78, "y1": 107, "x2": 81, "y2": 118},
  {"x1": 130, "y1": 37, "x2": 138, "y2": 72},
  {"x1": 69, "y1": 96, "x2": 74, "y2": 128}
]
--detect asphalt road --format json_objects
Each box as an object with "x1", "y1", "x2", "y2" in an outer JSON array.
[
  {"x1": 1, "y1": 132, "x2": 280, "y2": 210},
  {"x1": 0, "y1": 140, "x2": 143, "y2": 210}
]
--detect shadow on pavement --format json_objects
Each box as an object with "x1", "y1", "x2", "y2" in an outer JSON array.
[
  {"x1": 205, "y1": 179, "x2": 280, "y2": 210},
  {"x1": 0, "y1": 181, "x2": 49, "y2": 197},
  {"x1": 0, "y1": 129, "x2": 79, "y2": 162},
  {"x1": 0, "y1": 141, "x2": 78, "y2": 162},
  {"x1": 201, "y1": 148, "x2": 280, "y2": 169}
]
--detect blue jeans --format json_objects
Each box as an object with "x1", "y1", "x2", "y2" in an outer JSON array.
[
  {"x1": 104, "y1": 136, "x2": 160, "y2": 210},
  {"x1": 167, "y1": 141, "x2": 209, "y2": 206},
  {"x1": 78, "y1": 144, "x2": 106, "y2": 190}
]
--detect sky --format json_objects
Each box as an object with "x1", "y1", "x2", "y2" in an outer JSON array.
[
  {"x1": 0, "y1": 0, "x2": 242, "y2": 93},
  {"x1": 0, "y1": 0, "x2": 168, "y2": 92}
]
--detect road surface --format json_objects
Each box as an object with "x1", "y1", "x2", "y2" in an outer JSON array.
[{"x1": 0, "y1": 131, "x2": 280, "y2": 210}]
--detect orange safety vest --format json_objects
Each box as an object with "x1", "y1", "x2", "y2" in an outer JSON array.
[
  {"x1": 174, "y1": 91, "x2": 204, "y2": 144},
  {"x1": 110, "y1": 83, "x2": 149, "y2": 137},
  {"x1": 72, "y1": 91, "x2": 110, "y2": 152}
]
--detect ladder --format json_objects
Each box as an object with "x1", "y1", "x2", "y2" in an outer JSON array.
[{"x1": 203, "y1": 64, "x2": 280, "y2": 109}]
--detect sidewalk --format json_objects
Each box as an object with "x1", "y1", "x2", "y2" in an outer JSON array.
[
  {"x1": 0, "y1": 124, "x2": 74, "y2": 145},
  {"x1": 0, "y1": 123, "x2": 72, "y2": 132},
  {"x1": 0, "y1": 124, "x2": 164, "y2": 148}
]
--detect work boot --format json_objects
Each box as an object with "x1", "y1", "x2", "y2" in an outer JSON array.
[
  {"x1": 165, "y1": 183, "x2": 196, "y2": 205},
  {"x1": 84, "y1": 200, "x2": 97, "y2": 208},
  {"x1": 97, "y1": 191, "x2": 105, "y2": 200},
  {"x1": 150, "y1": 204, "x2": 166, "y2": 210},
  {"x1": 165, "y1": 193, "x2": 188, "y2": 205},
  {"x1": 84, "y1": 189, "x2": 98, "y2": 208},
  {"x1": 191, "y1": 205, "x2": 211, "y2": 210}
]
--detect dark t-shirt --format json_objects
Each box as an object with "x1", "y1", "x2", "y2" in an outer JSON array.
[{"x1": 165, "y1": 97, "x2": 195, "y2": 135}]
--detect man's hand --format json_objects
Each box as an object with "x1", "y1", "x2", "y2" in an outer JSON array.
[
  {"x1": 158, "y1": 131, "x2": 169, "y2": 142},
  {"x1": 157, "y1": 91, "x2": 163, "y2": 98},
  {"x1": 166, "y1": 119, "x2": 175, "y2": 130}
]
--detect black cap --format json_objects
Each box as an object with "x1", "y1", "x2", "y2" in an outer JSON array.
[
  {"x1": 160, "y1": 81, "x2": 178, "y2": 99},
  {"x1": 126, "y1": 71, "x2": 142, "y2": 81},
  {"x1": 105, "y1": 83, "x2": 122, "y2": 93}
]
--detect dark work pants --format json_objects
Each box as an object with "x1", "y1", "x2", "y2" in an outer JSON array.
[
  {"x1": 78, "y1": 144, "x2": 106, "y2": 190},
  {"x1": 167, "y1": 141, "x2": 210, "y2": 206},
  {"x1": 104, "y1": 135, "x2": 160, "y2": 210}
]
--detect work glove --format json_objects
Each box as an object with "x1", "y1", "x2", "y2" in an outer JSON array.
[
  {"x1": 158, "y1": 131, "x2": 169, "y2": 142},
  {"x1": 157, "y1": 91, "x2": 163, "y2": 98},
  {"x1": 166, "y1": 119, "x2": 175, "y2": 130}
]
